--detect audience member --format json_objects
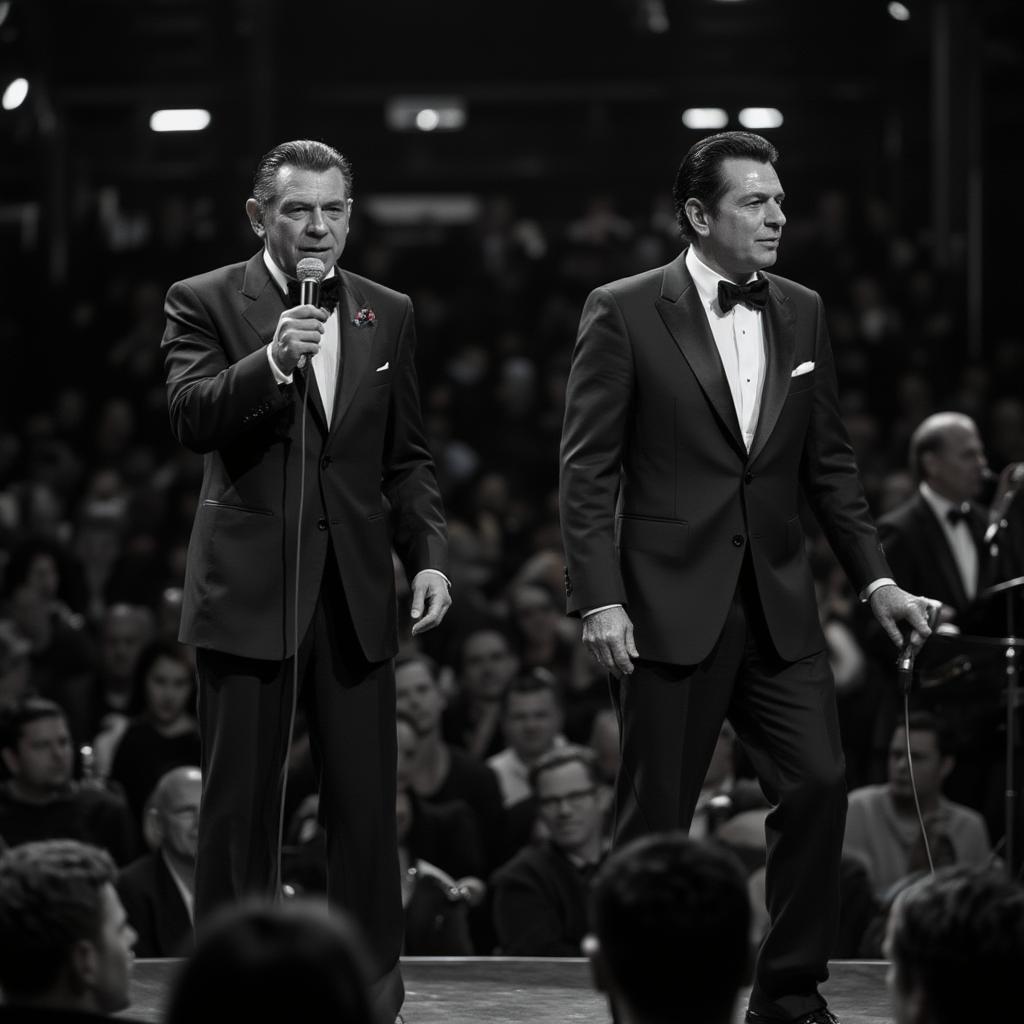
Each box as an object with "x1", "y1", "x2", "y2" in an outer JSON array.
[
  {"x1": 106, "y1": 641, "x2": 199, "y2": 832},
  {"x1": 115, "y1": 766, "x2": 200, "y2": 958},
  {"x1": 164, "y1": 900, "x2": 376, "y2": 1024},
  {"x1": 492, "y1": 744, "x2": 605, "y2": 955},
  {"x1": 585, "y1": 832, "x2": 751, "y2": 1024},
  {"x1": 394, "y1": 653, "x2": 505, "y2": 870},
  {"x1": 0, "y1": 699, "x2": 135, "y2": 865},
  {"x1": 884, "y1": 866, "x2": 1024, "y2": 1024},
  {"x1": 0, "y1": 839, "x2": 138, "y2": 1020},
  {"x1": 442, "y1": 627, "x2": 519, "y2": 760},
  {"x1": 844, "y1": 712, "x2": 991, "y2": 901}
]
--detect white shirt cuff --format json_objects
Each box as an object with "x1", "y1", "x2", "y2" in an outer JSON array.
[
  {"x1": 266, "y1": 344, "x2": 293, "y2": 385},
  {"x1": 860, "y1": 578, "x2": 896, "y2": 603},
  {"x1": 582, "y1": 604, "x2": 623, "y2": 618},
  {"x1": 414, "y1": 569, "x2": 451, "y2": 590}
]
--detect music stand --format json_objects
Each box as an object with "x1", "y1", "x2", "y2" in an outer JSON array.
[{"x1": 915, "y1": 627, "x2": 1022, "y2": 878}]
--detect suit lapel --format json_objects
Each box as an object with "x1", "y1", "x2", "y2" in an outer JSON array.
[
  {"x1": 240, "y1": 253, "x2": 329, "y2": 431},
  {"x1": 655, "y1": 254, "x2": 746, "y2": 459},
  {"x1": 328, "y1": 271, "x2": 372, "y2": 435},
  {"x1": 748, "y1": 279, "x2": 797, "y2": 464}
]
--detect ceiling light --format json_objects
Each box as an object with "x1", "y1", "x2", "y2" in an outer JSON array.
[
  {"x1": 149, "y1": 109, "x2": 211, "y2": 132},
  {"x1": 682, "y1": 108, "x2": 728, "y2": 130},
  {"x1": 888, "y1": 2, "x2": 911, "y2": 21},
  {"x1": 738, "y1": 107, "x2": 783, "y2": 129},
  {"x1": 2, "y1": 77, "x2": 28, "y2": 111}
]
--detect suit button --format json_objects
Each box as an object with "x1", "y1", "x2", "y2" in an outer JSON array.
[
  {"x1": 732, "y1": 534, "x2": 745, "y2": 547},
  {"x1": 744, "y1": 472, "x2": 753, "y2": 484},
  {"x1": 321, "y1": 456, "x2": 332, "y2": 470},
  {"x1": 318, "y1": 518, "x2": 328, "y2": 531}
]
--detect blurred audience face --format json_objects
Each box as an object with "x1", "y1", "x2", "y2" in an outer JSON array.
[
  {"x1": 89, "y1": 882, "x2": 137, "y2": 1012},
  {"x1": 461, "y1": 629, "x2": 518, "y2": 702},
  {"x1": 888, "y1": 726, "x2": 951, "y2": 807},
  {"x1": 918, "y1": 416, "x2": 987, "y2": 504},
  {"x1": 510, "y1": 584, "x2": 560, "y2": 646},
  {"x1": 503, "y1": 688, "x2": 562, "y2": 764},
  {"x1": 144, "y1": 653, "x2": 193, "y2": 727},
  {"x1": 101, "y1": 605, "x2": 153, "y2": 685},
  {"x1": 536, "y1": 758, "x2": 602, "y2": 858},
  {"x1": 24, "y1": 552, "x2": 60, "y2": 601},
  {"x1": 150, "y1": 767, "x2": 201, "y2": 866},
  {"x1": 395, "y1": 659, "x2": 444, "y2": 736},
  {"x1": 2, "y1": 712, "x2": 73, "y2": 798}
]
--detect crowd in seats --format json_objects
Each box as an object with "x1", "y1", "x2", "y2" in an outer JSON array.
[{"x1": 2, "y1": 183, "x2": 1023, "y2": 963}]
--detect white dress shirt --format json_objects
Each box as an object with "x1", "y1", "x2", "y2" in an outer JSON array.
[
  {"x1": 263, "y1": 249, "x2": 340, "y2": 424},
  {"x1": 919, "y1": 482, "x2": 978, "y2": 600}
]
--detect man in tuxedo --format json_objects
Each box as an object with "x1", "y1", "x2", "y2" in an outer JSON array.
[
  {"x1": 878, "y1": 412, "x2": 990, "y2": 627},
  {"x1": 162, "y1": 139, "x2": 450, "y2": 1020},
  {"x1": 559, "y1": 131, "x2": 936, "y2": 1024}
]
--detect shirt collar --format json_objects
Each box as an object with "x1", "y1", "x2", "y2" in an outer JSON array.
[
  {"x1": 262, "y1": 248, "x2": 337, "y2": 297},
  {"x1": 920, "y1": 481, "x2": 965, "y2": 520},
  {"x1": 685, "y1": 246, "x2": 759, "y2": 316}
]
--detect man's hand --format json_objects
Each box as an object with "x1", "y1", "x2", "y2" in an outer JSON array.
[
  {"x1": 271, "y1": 304, "x2": 327, "y2": 374},
  {"x1": 869, "y1": 584, "x2": 941, "y2": 651},
  {"x1": 582, "y1": 606, "x2": 639, "y2": 676},
  {"x1": 410, "y1": 571, "x2": 451, "y2": 636}
]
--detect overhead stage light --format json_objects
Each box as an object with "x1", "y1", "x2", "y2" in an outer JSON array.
[
  {"x1": 888, "y1": 2, "x2": 911, "y2": 21},
  {"x1": 149, "y1": 108, "x2": 211, "y2": 132},
  {"x1": 386, "y1": 96, "x2": 466, "y2": 132},
  {"x1": 2, "y1": 77, "x2": 28, "y2": 111},
  {"x1": 738, "y1": 107, "x2": 783, "y2": 129},
  {"x1": 682, "y1": 108, "x2": 729, "y2": 130}
]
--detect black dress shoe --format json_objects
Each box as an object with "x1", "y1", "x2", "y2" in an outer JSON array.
[{"x1": 745, "y1": 1009, "x2": 840, "y2": 1024}]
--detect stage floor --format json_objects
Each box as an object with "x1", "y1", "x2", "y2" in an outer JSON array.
[{"x1": 121, "y1": 956, "x2": 894, "y2": 1023}]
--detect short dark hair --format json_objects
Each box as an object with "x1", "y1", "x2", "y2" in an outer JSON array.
[
  {"x1": 251, "y1": 140, "x2": 353, "y2": 213},
  {"x1": 673, "y1": 131, "x2": 779, "y2": 240},
  {"x1": 888, "y1": 866, "x2": 1024, "y2": 1024},
  {"x1": 0, "y1": 696, "x2": 68, "y2": 754},
  {"x1": 500, "y1": 667, "x2": 562, "y2": 717},
  {"x1": 896, "y1": 710, "x2": 953, "y2": 758},
  {"x1": 166, "y1": 900, "x2": 376, "y2": 1024},
  {"x1": 0, "y1": 840, "x2": 117, "y2": 998},
  {"x1": 529, "y1": 743, "x2": 599, "y2": 792},
  {"x1": 590, "y1": 833, "x2": 751, "y2": 1024},
  {"x1": 394, "y1": 651, "x2": 440, "y2": 684}
]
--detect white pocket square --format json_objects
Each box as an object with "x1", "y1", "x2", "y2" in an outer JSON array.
[
  {"x1": 375, "y1": 361, "x2": 390, "y2": 372},
  {"x1": 791, "y1": 361, "x2": 815, "y2": 377}
]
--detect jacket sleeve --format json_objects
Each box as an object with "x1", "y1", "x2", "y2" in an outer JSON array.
[
  {"x1": 162, "y1": 279, "x2": 291, "y2": 454},
  {"x1": 558, "y1": 286, "x2": 634, "y2": 614}
]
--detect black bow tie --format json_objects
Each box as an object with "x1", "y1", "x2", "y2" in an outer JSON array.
[
  {"x1": 718, "y1": 277, "x2": 770, "y2": 313},
  {"x1": 286, "y1": 275, "x2": 343, "y2": 313},
  {"x1": 946, "y1": 505, "x2": 971, "y2": 526}
]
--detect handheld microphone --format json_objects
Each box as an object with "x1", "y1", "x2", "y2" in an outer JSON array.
[
  {"x1": 296, "y1": 257, "x2": 326, "y2": 307},
  {"x1": 897, "y1": 602, "x2": 941, "y2": 695}
]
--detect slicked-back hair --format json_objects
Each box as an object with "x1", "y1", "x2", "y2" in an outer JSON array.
[
  {"x1": 590, "y1": 833, "x2": 751, "y2": 1024},
  {"x1": 166, "y1": 899, "x2": 376, "y2": 1024},
  {"x1": 251, "y1": 140, "x2": 353, "y2": 213},
  {"x1": 0, "y1": 840, "x2": 116, "y2": 998},
  {"x1": 673, "y1": 131, "x2": 779, "y2": 240},
  {"x1": 889, "y1": 866, "x2": 1024, "y2": 1024}
]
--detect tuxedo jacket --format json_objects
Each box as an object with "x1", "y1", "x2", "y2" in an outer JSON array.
[
  {"x1": 559, "y1": 250, "x2": 890, "y2": 665},
  {"x1": 116, "y1": 851, "x2": 192, "y2": 958},
  {"x1": 877, "y1": 492, "x2": 987, "y2": 616},
  {"x1": 162, "y1": 253, "x2": 447, "y2": 662}
]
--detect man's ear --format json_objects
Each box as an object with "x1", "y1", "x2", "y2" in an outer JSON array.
[
  {"x1": 245, "y1": 198, "x2": 265, "y2": 238},
  {"x1": 684, "y1": 197, "x2": 711, "y2": 238},
  {"x1": 69, "y1": 938, "x2": 98, "y2": 992},
  {"x1": 142, "y1": 806, "x2": 164, "y2": 851}
]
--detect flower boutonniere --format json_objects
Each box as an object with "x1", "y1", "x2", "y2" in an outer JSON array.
[{"x1": 352, "y1": 307, "x2": 377, "y2": 328}]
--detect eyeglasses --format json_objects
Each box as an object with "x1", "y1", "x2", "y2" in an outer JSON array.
[{"x1": 537, "y1": 787, "x2": 597, "y2": 811}]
